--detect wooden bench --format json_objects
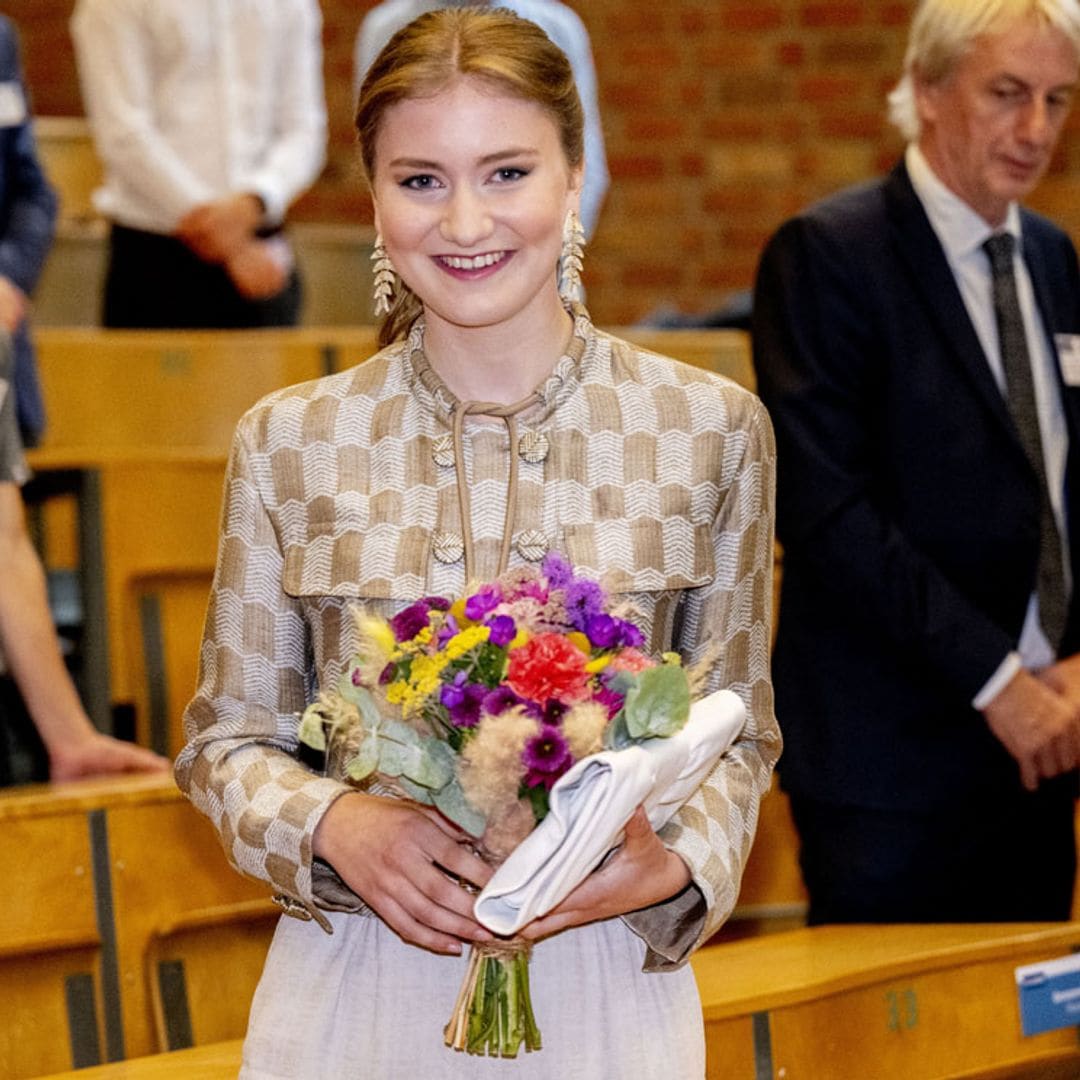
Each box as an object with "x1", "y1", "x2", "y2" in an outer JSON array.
[
  {"x1": 34, "y1": 924, "x2": 1080, "y2": 1079},
  {"x1": 0, "y1": 774, "x2": 275, "y2": 1079},
  {"x1": 693, "y1": 922, "x2": 1080, "y2": 1079}
]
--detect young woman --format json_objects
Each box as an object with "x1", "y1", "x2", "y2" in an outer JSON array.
[{"x1": 176, "y1": 9, "x2": 779, "y2": 1076}]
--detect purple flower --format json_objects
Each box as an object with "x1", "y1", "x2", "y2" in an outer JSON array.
[
  {"x1": 522, "y1": 724, "x2": 572, "y2": 782},
  {"x1": 440, "y1": 672, "x2": 487, "y2": 728},
  {"x1": 422, "y1": 595, "x2": 451, "y2": 611},
  {"x1": 436, "y1": 613, "x2": 461, "y2": 648},
  {"x1": 565, "y1": 577, "x2": 605, "y2": 632},
  {"x1": 621, "y1": 622, "x2": 645, "y2": 649},
  {"x1": 482, "y1": 686, "x2": 543, "y2": 719},
  {"x1": 390, "y1": 601, "x2": 430, "y2": 642},
  {"x1": 465, "y1": 585, "x2": 501, "y2": 622},
  {"x1": 379, "y1": 663, "x2": 396, "y2": 685},
  {"x1": 543, "y1": 700, "x2": 568, "y2": 724},
  {"x1": 541, "y1": 551, "x2": 575, "y2": 589},
  {"x1": 486, "y1": 614, "x2": 516, "y2": 648},
  {"x1": 584, "y1": 613, "x2": 620, "y2": 649}
]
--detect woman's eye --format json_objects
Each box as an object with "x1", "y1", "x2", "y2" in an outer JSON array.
[
  {"x1": 401, "y1": 174, "x2": 440, "y2": 190},
  {"x1": 492, "y1": 167, "x2": 528, "y2": 183}
]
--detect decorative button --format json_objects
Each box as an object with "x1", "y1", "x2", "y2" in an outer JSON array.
[
  {"x1": 431, "y1": 433, "x2": 455, "y2": 468},
  {"x1": 518, "y1": 430, "x2": 550, "y2": 464},
  {"x1": 516, "y1": 530, "x2": 549, "y2": 562},
  {"x1": 433, "y1": 531, "x2": 465, "y2": 564},
  {"x1": 272, "y1": 893, "x2": 314, "y2": 921}
]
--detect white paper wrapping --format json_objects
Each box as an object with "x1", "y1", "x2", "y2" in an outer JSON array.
[{"x1": 473, "y1": 688, "x2": 746, "y2": 935}]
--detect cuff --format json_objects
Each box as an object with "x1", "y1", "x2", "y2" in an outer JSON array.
[{"x1": 972, "y1": 651, "x2": 1023, "y2": 711}]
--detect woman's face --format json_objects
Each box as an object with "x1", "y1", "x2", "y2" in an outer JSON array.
[{"x1": 371, "y1": 77, "x2": 582, "y2": 336}]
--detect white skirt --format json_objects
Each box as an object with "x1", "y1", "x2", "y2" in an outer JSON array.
[{"x1": 240, "y1": 910, "x2": 705, "y2": 1079}]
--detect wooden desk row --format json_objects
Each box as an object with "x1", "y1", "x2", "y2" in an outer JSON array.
[
  {"x1": 33, "y1": 922, "x2": 1080, "y2": 1080},
  {"x1": 0, "y1": 774, "x2": 275, "y2": 1079}
]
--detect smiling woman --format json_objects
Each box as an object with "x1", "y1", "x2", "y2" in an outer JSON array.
[{"x1": 174, "y1": 8, "x2": 780, "y2": 1078}]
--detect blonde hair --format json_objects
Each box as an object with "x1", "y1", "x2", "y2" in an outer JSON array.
[
  {"x1": 887, "y1": 0, "x2": 1080, "y2": 140},
  {"x1": 356, "y1": 7, "x2": 585, "y2": 346}
]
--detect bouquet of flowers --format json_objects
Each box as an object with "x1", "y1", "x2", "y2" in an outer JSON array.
[{"x1": 299, "y1": 552, "x2": 727, "y2": 1058}]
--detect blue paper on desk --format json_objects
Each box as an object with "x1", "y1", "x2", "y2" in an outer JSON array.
[{"x1": 1015, "y1": 953, "x2": 1080, "y2": 1036}]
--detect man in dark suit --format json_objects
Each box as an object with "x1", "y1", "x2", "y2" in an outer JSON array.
[
  {"x1": 0, "y1": 15, "x2": 56, "y2": 446},
  {"x1": 753, "y1": 0, "x2": 1080, "y2": 923}
]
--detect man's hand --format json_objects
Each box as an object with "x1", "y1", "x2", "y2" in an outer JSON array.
[
  {"x1": 0, "y1": 276, "x2": 27, "y2": 334},
  {"x1": 225, "y1": 237, "x2": 291, "y2": 299},
  {"x1": 983, "y1": 667, "x2": 1080, "y2": 791},
  {"x1": 176, "y1": 193, "x2": 264, "y2": 264},
  {"x1": 1038, "y1": 653, "x2": 1080, "y2": 711}
]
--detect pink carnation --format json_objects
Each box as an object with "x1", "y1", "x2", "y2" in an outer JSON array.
[
  {"x1": 506, "y1": 633, "x2": 591, "y2": 705},
  {"x1": 606, "y1": 648, "x2": 654, "y2": 675}
]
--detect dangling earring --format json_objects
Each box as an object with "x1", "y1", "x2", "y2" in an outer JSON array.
[
  {"x1": 558, "y1": 210, "x2": 585, "y2": 304},
  {"x1": 371, "y1": 234, "x2": 397, "y2": 317}
]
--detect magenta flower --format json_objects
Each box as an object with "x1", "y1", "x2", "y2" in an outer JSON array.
[
  {"x1": 390, "y1": 601, "x2": 430, "y2": 642},
  {"x1": 522, "y1": 724, "x2": 572, "y2": 789},
  {"x1": 440, "y1": 672, "x2": 487, "y2": 728}
]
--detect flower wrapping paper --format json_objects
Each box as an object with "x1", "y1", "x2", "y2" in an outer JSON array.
[{"x1": 473, "y1": 687, "x2": 746, "y2": 936}]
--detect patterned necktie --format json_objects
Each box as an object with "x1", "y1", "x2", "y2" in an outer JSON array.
[{"x1": 983, "y1": 231, "x2": 1067, "y2": 650}]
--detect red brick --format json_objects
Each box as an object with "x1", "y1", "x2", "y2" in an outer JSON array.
[
  {"x1": 801, "y1": 4, "x2": 866, "y2": 28},
  {"x1": 722, "y1": 5, "x2": 784, "y2": 32},
  {"x1": 622, "y1": 263, "x2": 684, "y2": 288},
  {"x1": 797, "y1": 74, "x2": 864, "y2": 103},
  {"x1": 608, "y1": 155, "x2": 666, "y2": 181},
  {"x1": 778, "y1": 41, "x2": 807, "y2": 66},
  {"x1": 819, "y1": 111, "x2": 887, "y2": 139}
]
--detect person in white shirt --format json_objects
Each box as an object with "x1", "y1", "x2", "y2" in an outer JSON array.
[
  {"x1": 71, "y1": 0, "x2": 327, "y2": 328},
  {"x1": 354, "y1": 0, "x2": 609, "y2": 240}
]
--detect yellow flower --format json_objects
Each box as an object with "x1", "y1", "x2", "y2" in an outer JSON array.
[
  {"x1": 509, "y1": 629, "x2": 530, "y2": 650},
  {"x1": 444, "y1": 624, "x2": 490, "y2": 661},
  {"x1": 584, "y1": 654, "x2": 612, "y2": 674},
  {"x1": 566, "y1": 631, "x2": 591, "y2": 655},
  {"x1": 450, "y1": 597, "x2": 472, "y2": 626}
]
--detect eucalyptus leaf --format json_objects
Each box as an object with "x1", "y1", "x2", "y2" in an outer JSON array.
[
  {"x1": 397, "y1": 776, "x2": 435, "y2": 805},
  {"x1": 344, "y1": 737, "x2": 380, "y2": 781},
  {"x1": 602, "y1": 711, "x2": 633, "y2": 751},
  {"x1": 335, "y1": 673, "x2": 382, "y2": 729},
  {"x1": 433, "y1": 778, "x2": 486, "y2": 837},
  {"x1": 623, "y1": 664, "x2": 690, "y2": 739},
  {"x1": 378, "y1": 737, "x2": 427, "y2": 780},
  {"x1": 298, "y1": 706, "x2": 327, "y2": 752}
]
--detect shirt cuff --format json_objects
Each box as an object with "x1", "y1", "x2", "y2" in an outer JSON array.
[{"x1": 972, "y1": 651, "x2": 1023, "y2": 711}]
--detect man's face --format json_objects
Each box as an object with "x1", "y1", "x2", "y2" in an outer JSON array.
[{"x1": 916, "y1": 16, "x2": 1079, "y2": 225}]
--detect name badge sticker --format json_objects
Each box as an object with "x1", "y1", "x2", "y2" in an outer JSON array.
[
  {"x1": 1055, "y1": 334, "x2": 1080, "y2": 386},
  {"x1": 1015, "y1": 952, "x2": 1080, "y2": 1036},
  {"x1": 0, "y1": 81, "x2": 26, "y2": 127}
]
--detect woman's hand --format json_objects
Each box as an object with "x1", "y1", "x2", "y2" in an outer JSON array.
[
  {"x1": 519, "y1": 807, "x2": 692, "y2": 941},
  {"x1": 312, "y1": 792, "x2": 494, "y2": 955}
]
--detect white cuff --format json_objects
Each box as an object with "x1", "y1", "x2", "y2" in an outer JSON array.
[{"x1": 973, "y1": 651, "x2": 1023, "y2": 711}]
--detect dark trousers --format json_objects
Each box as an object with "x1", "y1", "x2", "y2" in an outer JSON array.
[
  {"x1": 789, "y1": 784, "x2": 1076, "y2": 924},
  {"x1": 0, "y1": 675, "x2": 48, "y2": 787},
  {"x1": 103, "y1": 224, "x2": 302, "y2": 329}
]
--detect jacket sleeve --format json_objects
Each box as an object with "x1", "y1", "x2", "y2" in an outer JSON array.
[
  {"x1": 0, "y1": 19, "x2": 57, "y2": 295},
  {"x1": 752, "y1": 213, "x2": 1016, "y2": 702},
  {"x1": 623, "y1": 388, "x2": 781, "y2": 969},
  {"x1": 174, "y1": 414, "x2": 360, "y2": 932}
]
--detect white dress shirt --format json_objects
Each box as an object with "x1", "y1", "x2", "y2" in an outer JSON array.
[
  {"x1": 353, "y1": 0, "x2": 610, "y2": 239},
  {"x1": 906, "y1": 143, "x2": 1072, "y2": 701},
  {"x1": 71, "y1": 0, "x2": 327, "y2": 233}
]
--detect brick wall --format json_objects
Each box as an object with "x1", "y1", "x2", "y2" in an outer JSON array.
[{"x1": 10, "y1": 1, "x2": 1080, "y2": 325}]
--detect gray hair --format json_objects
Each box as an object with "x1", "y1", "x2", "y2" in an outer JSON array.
[{"x1": 887, "y1": 0, "x2": 1080, "y2": 140}]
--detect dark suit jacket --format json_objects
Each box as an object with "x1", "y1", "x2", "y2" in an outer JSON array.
[
  {"x1": 0, "y1": 16, "x2": 56, "y2": 444},
  {"x1": 752, "y1": 161, "x2": 1080, "y2": 812}
]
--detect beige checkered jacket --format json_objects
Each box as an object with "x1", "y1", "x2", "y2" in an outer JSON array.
[{"x1": 175, "y1": 308, "x2": 780, "y2": 971}]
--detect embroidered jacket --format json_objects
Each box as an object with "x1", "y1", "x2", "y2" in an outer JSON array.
[{"x1": 175, "y1": 309, "x2": 780, "y2": 970}]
